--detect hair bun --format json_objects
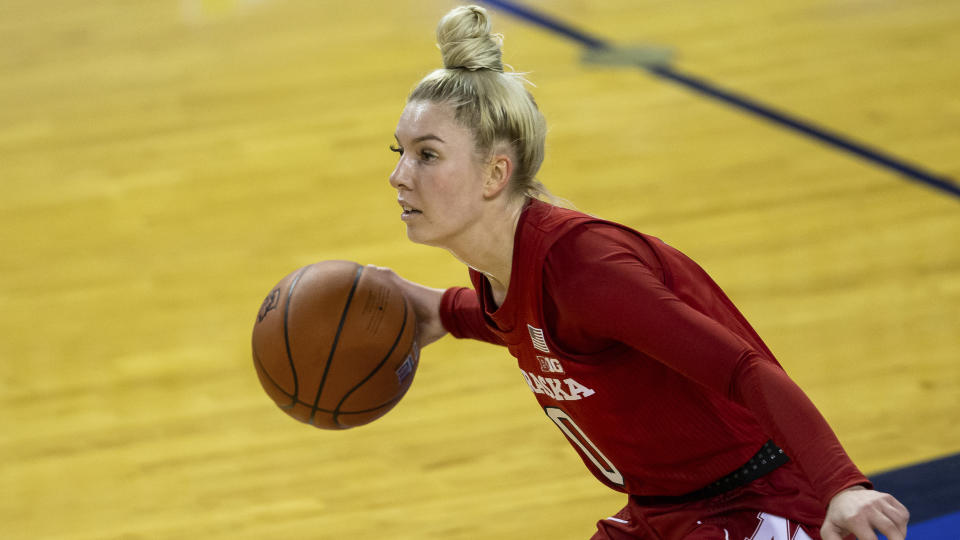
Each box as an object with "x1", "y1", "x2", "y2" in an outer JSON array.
[{"x1": 436, "y1": 5, "x2": 503, "y2": 72}]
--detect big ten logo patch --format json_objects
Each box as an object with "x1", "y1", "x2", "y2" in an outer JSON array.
[{"x1": 538, "y1": 355, "x2": 564, "y2": 374}]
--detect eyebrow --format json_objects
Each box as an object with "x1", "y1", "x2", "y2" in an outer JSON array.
[{"x1": 394, "y1": 133, "x2": 446, "y2": 144}]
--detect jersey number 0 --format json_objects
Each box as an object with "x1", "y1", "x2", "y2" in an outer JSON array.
[{"x1": 545, "y1": 407, "x2": 625, "y2": 486}]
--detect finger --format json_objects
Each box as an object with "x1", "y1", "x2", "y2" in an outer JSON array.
[
  {"x1": 819, "y1": 522, "x2": 845, "y2": 540},
  {"x1": 874, "y1": 494, "x2": 909, "y2": 537},
  {"x1": 886, "y1": 496, "x2": 911, "y2": 524},
  {"x1": 882, "y1": 500, "x2": 910, "y2": 538},
  {"x1": 366, "y1": 264, "x2": 395, "y2": 276},
  {"x1": 868, "y1": 511, "x2": 903, "y2": 540},
  {"x1": 843, "y1": 519, "x2": 878, "y2": 540}
]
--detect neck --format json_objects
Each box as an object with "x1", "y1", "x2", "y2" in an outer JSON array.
[{"x1": 446, "y1": 195, "x2": 528, "y2": 297}]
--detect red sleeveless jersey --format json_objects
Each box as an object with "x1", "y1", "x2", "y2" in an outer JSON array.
[{"x1": 440, "y1": 200, "x2": 868, "y2": 507}]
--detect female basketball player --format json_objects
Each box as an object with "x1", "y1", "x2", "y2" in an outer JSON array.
[{"x1": 380, "y1": 5, "x2": 910, "y2": 539}]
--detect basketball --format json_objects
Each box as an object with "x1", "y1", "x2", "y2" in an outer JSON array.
[{"x1": 251, "y1": 260, "x2": 420, "y2": 429}]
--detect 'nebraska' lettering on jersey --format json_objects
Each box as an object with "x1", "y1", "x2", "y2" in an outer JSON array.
[{"x1": 520, "y1": 369, "x2": 595, "y2": 401}]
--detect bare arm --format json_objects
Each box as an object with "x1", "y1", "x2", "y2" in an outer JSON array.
[{"x1": 366, "y1": 265, "x2": 447, "y2": 347}]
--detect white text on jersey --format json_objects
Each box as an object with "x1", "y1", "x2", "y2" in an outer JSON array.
[
  {"x1": 537, "y1": 355, "x2": 565, "y2": 373},
  {"x1": 520, "y1": 369, "x2": 596, "y2": 401}
]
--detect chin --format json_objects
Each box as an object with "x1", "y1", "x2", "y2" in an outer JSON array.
[
  {"x1": 405, "y1": 226, "x2": 429, "y2": 245},
  {"x1": 405, "y1": 226, "x2": 445, "y2": 248}
]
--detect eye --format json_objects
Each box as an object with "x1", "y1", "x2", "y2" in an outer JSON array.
[
  {"x1": 419, "y1": 150, "x2": 438, "y2": 161},
  {"x1": 389, "y1": 144, "x2": 403, "y2": 156}
]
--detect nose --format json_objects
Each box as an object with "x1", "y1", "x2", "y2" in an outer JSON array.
[{"x1": 389, "y1": 156, "x2": 411, "y2": 191}]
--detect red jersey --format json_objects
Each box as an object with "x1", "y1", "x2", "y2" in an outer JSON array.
[{"x1": 439, "y1": 199, "x2": 869, "y2": 509}]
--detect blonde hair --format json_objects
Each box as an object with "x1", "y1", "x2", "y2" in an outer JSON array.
[{"x1": 409, "y1": 5, "x2": 554, "y2": 201}]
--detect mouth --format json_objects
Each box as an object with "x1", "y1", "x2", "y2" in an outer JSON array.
[{"x1": 399, "y1": 201, "x2": 422, "y2": 219}]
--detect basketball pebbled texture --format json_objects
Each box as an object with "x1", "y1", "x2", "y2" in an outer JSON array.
[{"x1": 252, "y1": 260, "x2": 419, "y2": 429}]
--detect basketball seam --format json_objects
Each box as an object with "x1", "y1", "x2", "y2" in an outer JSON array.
[
  {"x1": 309, "y1": 263, "x2": 364, "y2": 426},
  {"x1": 332, "y1": 294, "x2": 411, "y2": 428},
  {"x1": 281, "y1": 266, "x2": 310, "y2": 408},
  {"x1": 251, "y1": 346, "x2": 296, "y2": 409},
  {"x1": 275, "y1": 396, "x2": 404, "y2": 416}
]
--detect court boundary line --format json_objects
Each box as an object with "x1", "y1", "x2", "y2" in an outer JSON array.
[
  {"x1": 870, "y1": 451, "x2": 960, "y2": 523},
  {"x1": 479, "y1": 0, "x2": 960, "y2": 200}
]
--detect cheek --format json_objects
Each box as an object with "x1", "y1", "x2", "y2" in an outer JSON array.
[
  {"x1": 441, "y1": 186, "x2": 483, "y2": 222},
  {"x1": 430, "y1": 168, "x2": 481, "y2": 209}
]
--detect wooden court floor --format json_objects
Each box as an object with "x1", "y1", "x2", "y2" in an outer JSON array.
[{"x1": 2, "y1": 1, "x2": 958, "y2": 538}]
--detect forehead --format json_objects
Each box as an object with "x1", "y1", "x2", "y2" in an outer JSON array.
[{"x1": 395, "y1": 100, "x2": 471, "y2": 143}]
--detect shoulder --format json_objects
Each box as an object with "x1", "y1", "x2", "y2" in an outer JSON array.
[
  {"x1": 540, "y1": 218, "x2": 668, "y2": 315},
  {"x1": 547, "y1": 219, "x2": 662, "y2": 276},
  {"x1": 517, "y1": 201, "x2": 671, "y2": 295},
  {"x1": 538, "y1": 218, "x2": 677, "y2": 347},
  {"x1": 521, "y1": 200, "x2": 658, "y2": 262}
]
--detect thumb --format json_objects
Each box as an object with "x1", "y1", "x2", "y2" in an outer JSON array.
[{"x1": 819, "y1": 520, "x2": 846, "y2": 540}]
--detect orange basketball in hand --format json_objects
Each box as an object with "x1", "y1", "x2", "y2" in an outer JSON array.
[{"x1": 252, "y1": 260, "x2": 419, "y2": 429}]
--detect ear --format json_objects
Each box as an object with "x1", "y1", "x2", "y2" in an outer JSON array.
[{"x1": 482, "y1": 150, "x2": 514, "y2": 198}]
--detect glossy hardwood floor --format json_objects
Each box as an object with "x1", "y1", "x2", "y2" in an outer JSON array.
[{"x1": 2, "y1": 1, "x2": 958, "y2": 538}]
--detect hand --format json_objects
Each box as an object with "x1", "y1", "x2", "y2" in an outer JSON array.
[
  {"x1": 821, "y1": 486, "x2": 909, "y2": 540},
  {"x1": 365, "y1": 265, "x2": 448, "y2": 347}
]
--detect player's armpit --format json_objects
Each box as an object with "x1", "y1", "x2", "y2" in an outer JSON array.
[{"x1": 440, "y1": 286, "x2": 505, "y2": 346}]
